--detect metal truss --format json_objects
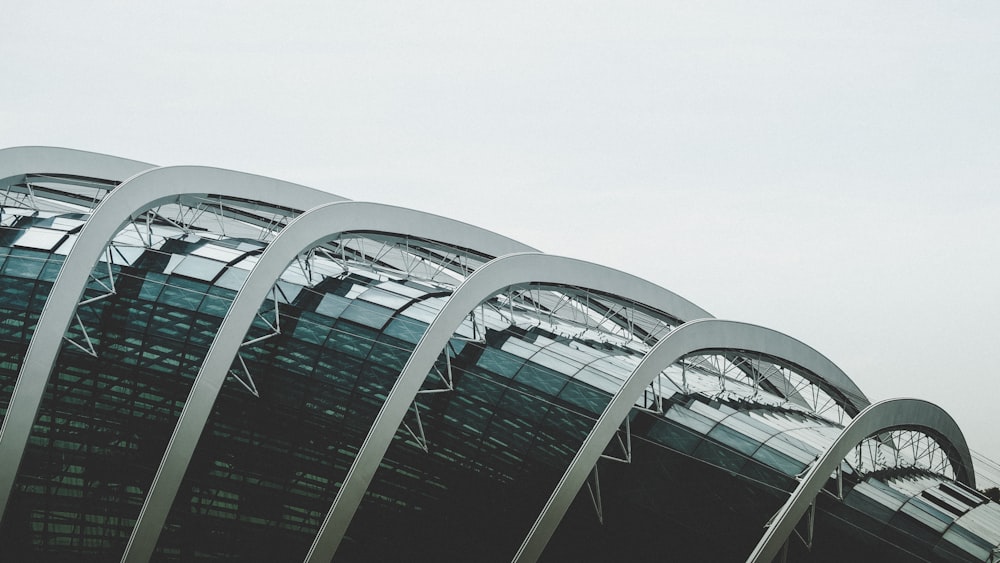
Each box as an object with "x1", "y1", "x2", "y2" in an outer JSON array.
[
  {"x1": 0, "y1": 164, "x2": 341, "y2": 529},
  {"x1": 304, "y1": 252, "x2": 711, "y2": 563},
  {"x1": 308, "y1": 233, "x2": 488, "y2": 286},
  {"x1": 500, "y1": 285, "x2": 681, "y2": 346},
  {"x1": 745, "y1": 397, "x2": 975, "y2": 563},
  {"x1": 402, "y1": 348, "x2": 459, "y2": 453},
  {"x1": 851, "y1": 428, "x2": 954, "y2": 480},
  {"x1": 512, "y1": 319, "x2": 875, "y2": 563},
  {"x1": 3, "y1": 148, "x2": 950, "y2": 563},
  {"x1": 123, "y1": 200, "x2": 536, "y2": 563},
  {"x1": 227, "y1": 285, "x2": 286, "y2": 398},
  {"x1": 674, "y1": 352, "x2": 850, "y2": 425}
]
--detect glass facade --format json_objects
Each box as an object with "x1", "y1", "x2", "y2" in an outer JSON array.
[{"x1": 0, "y1": 158, "x2": 997, "y2": 562}]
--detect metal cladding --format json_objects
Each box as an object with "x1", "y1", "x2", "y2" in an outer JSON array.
[{"x1": 0, "y1": 147, "x2": 998, "y2": 563}]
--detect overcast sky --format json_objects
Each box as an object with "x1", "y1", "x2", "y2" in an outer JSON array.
[{"x1": 4, "y1": 2, "x2": 999, "y2": 476}]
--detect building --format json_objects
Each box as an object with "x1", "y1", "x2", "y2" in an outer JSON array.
[{"x1": 0, "y1": 146, "x2": 997, "y2": 562}]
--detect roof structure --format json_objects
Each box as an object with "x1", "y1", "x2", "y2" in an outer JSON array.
[{"x1": 0, "y1": 146, "x2": 997, "y2": 562}]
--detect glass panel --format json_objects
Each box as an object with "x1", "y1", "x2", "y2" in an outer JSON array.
[
  {"x1": 476, "y1": 347, "x2": 525, "y2": 379},
  {"x1": 328, "y1": 320, "x2": 377, "y2": 359},
  {"x1": 941, "y1": 524, "x2": 992, "y2": 559},
  {"x1": 161, "y1": 253, "x2": 185, "y2": 275},
  {"x1": 500, "y1": 338, "x2": 539, "y2": 360},
  {"x1": 586, "y1": 357, "x2": 633, "y2": 382},
  {"x1": 367, "y1": 336, "x2": 412, "y2": 373},
  {"x1": 2, "y1": 249, "x2": 46, "y2": 279},
  {"x1": 844, "y1": 483, "x2": 897, "y2": 523},
  {"x1": 497, "y1": 387, "x2": 550, "y2": 424},
  {"x1": 770, "y1": 430, "x2": 823, "y2": 458},
  {"x1": 400, "y1": 297, "x2": 446, "y2": 324},
  {"x1": 316, "y1": 293, "x2": 351, "y2": 319},
  {"x1": 751, "y1": 444, "x2": 806, "y2": 475},
  {"x1": 274, "y1": 281, "x2": 302, "y2": 304},
  {"x1": 720, "y1": 413, "x2": 777, "y2": 444},
  {"x1": 192, "y1": 243, "x2": 245, "y2": 262},
  {"x1": 762, "y1": 434, "x2": 817, "y2": 465},
  {"x1": 340, "y1": 300, "x2": 393, "y2": 329},
  {"x1": 376, "y1": 280, "x2": 428, "y2": 299},
  {"x1": 159, "y1": 281, "x2": 206, "y2": 311},
  {"x1": 215, "y1": 266, "x2": 249, "y2": 291},
  {"x1": 939, "y1": 482, "x2": 985, "y2": 508},
  {"x1": 547, "y1": 341, "x2": 605, "y2": 364},
  {"x1": 902, "y1": 497, "x2": 952, "y2": 532},
  {"x1": 558, "y1": 380, "x2": 610, "y2": 415},
  {"x1": 665, "y1": 405, "x2": 715, "y2": 435},
  {"x1": 954, "y1": 504, "x2": 1000, "y2": 544},
  {"x1": 15, "y1": 228, "x2": 65, "y2": 250},
  {"x1": 383, "y1": 317, "x2": 428, "y2": 345},
  {"x1": 172, "y1": 255, "x2": 226, "y2": 281},
  {"x1": 38, "y1": 257, "x2": 64, "y2": 282},
  {"x1": 50, "y1": 217, "x2": 86, "y2": 231},
  {"x1": 359, "y1": 288, "x2": 411, "y2": 310},
  {"x1": 454, "y1": 369, "x2": 507, "y2": 408},
  {"x1": 707, "y1": 424, "x2": 760, "y2": 455},
  {"x1": 531, "y1": 348, "x2": 582, "y2": 376},
  {"x1": 293, "y1": 312, "x2": 333, "y2": 346},
  {"x1": 109, "y1": 244, "x2": 144, "y2": 265},
  {"x1": 646, "y1": 418, "x2": 702, "y2": 453},
  {"x1": 923, "y1": 487, "x2": 971, "y2": 517},
  {"x1": 139, "y1": 273, "x2": 166, "y2": 301},
  {"x1": 860, "y1": 478, "x2": 909, "y2": 511},
  {"x1": 574, "y1": 365, "x2": 623, "y2": 395},
  {"x1": 693, "y1": 440, "x2": 747, "y2": 473},
  {"x1": 198, "y1": 292, "x2": 233, "y2": 318},
  {"x1": 686, "y1": 400, "x2": 728, "y2": 422},
  {"x1": 514, "y1": 362, "x2": 568, "y2": 397}
]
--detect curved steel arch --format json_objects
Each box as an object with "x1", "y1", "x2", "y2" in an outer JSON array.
[
  {"x1": 121, "y1": 201, "x2": 539, "y2": 562},
  {"x1": 0, "y1": 165, "x2": 344, "y2": 523},
  {"x1": 304, "y1": 251, "x2": 712, "y2": 563},
  {"x1": 0, "y1": 145, "x2": 156, "y2": 194},
  {"x1": 745, "y1": 397, "x2": 974, "y2": 563},
  {"x1": 512, "y1": 318, "x2": 885, "y2": 562}
]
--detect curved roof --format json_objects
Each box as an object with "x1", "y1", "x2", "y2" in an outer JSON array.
[
  {"x1": 306, "y1": 257, "x2": 717, "y2": 561},
  {"x1": 0, "y1": 146, "x2": 156, "y2": 187},
  {"x1": 124, "y1": 200, "x2": 539, "y2": 561},
  {"x1": 747, "y1": 397, "x2": 975, "y2": 563},
  {"x1": 0, "y1": 163, "x2": 348, "y2": 519},
  {"x1": 514, "y1": 318, "x2": 883, "y2": 563},
  {"x1": 0, "y1": 146, "x2": 989, "y2": 562}
]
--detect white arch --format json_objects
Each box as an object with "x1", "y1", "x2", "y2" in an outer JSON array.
[
  {"x1": 512, "y1": 319, "x2": 948, "y2": 562},
  {"x1": 0, "y1": 165, "x2": 343, "y2": 522},
  {"x1": 304, "y1": 251, "x2": 712, "y2": 563},
  {"x1": 121, "y1": 201, "x2": 539, "y2": 562},
  {"x1": 0, "y1": 146, "x2": 156, "y2": 187},
  {"x1": 745, "y1": 397, "x2": 974, "y2": 563}
]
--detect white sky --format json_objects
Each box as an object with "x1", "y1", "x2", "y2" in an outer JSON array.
[{"x1": 4, "y1": 2, "x2": 999, "y2": 471}]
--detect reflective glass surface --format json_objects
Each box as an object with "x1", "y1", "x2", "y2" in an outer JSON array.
[{"x1": 1, "y1": 183, "x2": 997, "y2": 563}]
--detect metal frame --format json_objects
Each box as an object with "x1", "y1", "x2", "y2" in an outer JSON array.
[
  {"x1": 745, "y1": 397, "x2": 975, "y2": 563},
  {"x1": 0, "y1": 148, "x2": 982, "y2": 562},
  {"x1": 121, "y1": 200, "x2": 538, "y2": 562},
  {"x1": 303, "y1": 251, "x2": 713, "y2": 563},
  {"x1": 0, "y1": 165, "x2": 342, "y2": 523},
  {"x1": 512, "y1": 318, "x2": 879, "y2": 563},
  {"x1": 0, "y1": 146, "x2": 155, "y2": 190}
]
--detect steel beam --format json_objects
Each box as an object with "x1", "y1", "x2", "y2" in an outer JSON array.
[
  {"x1": 121, "y1": 201, "x2": 537, "y2": 562},
  {"x1": 0, "y1": 146, "x2": 155, "y2": 190},
  {"x1": 745, "y1": 397, "x2": 974, "y2": 563},
  {"x1": 0, "y1": 165, "x2": 340, "y2": 523},
  {"x1": 303, "y1": 251, "x2": 712, "y2": 562},
  {"x1": 513, "y1": 318, "x2": 871, "y2": 562}
]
